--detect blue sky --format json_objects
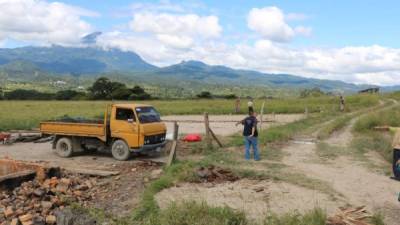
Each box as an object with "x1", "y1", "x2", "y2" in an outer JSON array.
[{"x1": 1, "y1": 0, "x2": 400, "y2": 85}]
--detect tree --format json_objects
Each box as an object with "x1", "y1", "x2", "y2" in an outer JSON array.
[
  {"x1": 129, "y1": 85, "x2": 151, "y2": 100},
  {"x1": 0, "y1": 87, "x2": 3, "y2": 100},
  {"x1": 197, "y1": 91, "x2": 212, "y2": 99},
  {"x1": 300, "y1": 87, "x2": 325, "y2": 98},
  {"x1": 5, "y1": 89, "x2": 54, "y2": 100},
  {"x1": 88, "y1": 77, "x2": 114, "y2": 100},
  {"x1": 55, "y1": 90, "x2": 84, "y2": 100}
]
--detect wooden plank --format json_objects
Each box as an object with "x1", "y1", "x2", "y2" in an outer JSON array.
[
  {"x1": 204, "y1": 113, "x2": 212, "y2": 147},
  {"x1": 65, "y1": 168, "x2": 120, "y2": 177},
  {"x1": 209, "y1": 128, "x2": 223, "y2": 147},
  {"x1": 259, "y1": 101, "x2": 265, "y2": 131},
  {"x1": 173, "y1": 121, "x2": 179, "y2": 140},
  {"x1": 167, "y1": 123, "x2": 179, "y2": 167},
  {"x1": 167, "y1": 140, "x2": 177, "y2": 167},
  {"x1": 0, "y1": 170, "x2": 36, "y2": 183}
]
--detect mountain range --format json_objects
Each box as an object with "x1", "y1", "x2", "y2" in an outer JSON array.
[{"x1": 0, "y1": 45, "x2": 386, "y2": 93}]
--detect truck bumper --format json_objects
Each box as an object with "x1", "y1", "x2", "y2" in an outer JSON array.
[{"x1": 131, "y1": 141, "x2": 167, "y2": 153}]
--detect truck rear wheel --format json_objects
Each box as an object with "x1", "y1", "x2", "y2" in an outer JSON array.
[
  {"x1": 55, "y1": 137, "x2": 73, "y2": 158},
  {"x1": 111, "y1": 140, "x2": 130, "y2": 161}
]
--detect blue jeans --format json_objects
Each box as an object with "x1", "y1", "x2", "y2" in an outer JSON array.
[{"x1": 244, "y1": 136, "x2": 260, "y2": 160}]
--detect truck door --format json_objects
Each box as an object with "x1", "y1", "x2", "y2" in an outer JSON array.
[{"x1": 110, "y1": 107, "x2": 139, "y2": 148}]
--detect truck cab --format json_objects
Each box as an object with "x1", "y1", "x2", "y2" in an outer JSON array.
[
  {"x1": 40, "y1": 103, "x2": 167, "y2": 161},
  {"x1": 110, "y1": 104, "x2": 167, "y2": 151}
]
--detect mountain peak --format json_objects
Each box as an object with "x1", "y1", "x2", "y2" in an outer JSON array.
[
  {"x1": 180, "y1": 60, "x2": 207, "y2": 67},
  {"x1": 81, "y1": 32, "x2": 102, "y2": 45}
]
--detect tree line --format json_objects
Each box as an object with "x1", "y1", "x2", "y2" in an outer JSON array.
[
  {"x1": 0, "y1": 78, "x2": 241, "y2": 101},
  {"x1": 0, "y1": 77, "x2": 152, "y2": 100}
]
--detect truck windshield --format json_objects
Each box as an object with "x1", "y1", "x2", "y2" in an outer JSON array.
[{"x1": 135, "y1": 107, "x2": 161, "y2": 123}]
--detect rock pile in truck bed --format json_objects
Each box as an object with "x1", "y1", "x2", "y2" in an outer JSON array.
[{"x1": 0, "y1": 174, "x2": 99, "y2": 225}]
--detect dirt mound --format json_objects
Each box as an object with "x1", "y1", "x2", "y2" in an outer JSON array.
[{"x1": 195, "y1": 166, "x2": 239, "y2": 183}]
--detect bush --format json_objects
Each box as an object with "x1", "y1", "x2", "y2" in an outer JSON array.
[
  {"x1": 55, "y1": 90, "x2": 85, "y2": 100},
  {"x1": 197, "y1": 91, "x2": 212, "y2": 99},
  {"x1": 4, "y1": 89, "x2": 54, "y2": 100}
]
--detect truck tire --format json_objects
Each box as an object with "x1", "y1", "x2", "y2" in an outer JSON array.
[
  {"x1": 55, "y1": 137, "x2": 73, "y2": 158},
  {"x1": 111, "y1": 140, "x2": 130, "y2": 161}
]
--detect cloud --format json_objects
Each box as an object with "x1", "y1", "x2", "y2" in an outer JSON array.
[
  {"x1": 128, "y1": 12, "x2": 222, "y2": 50},
  {"x1": 130, "y1": 0, "x2": 185, "y2": 13},
  {"x1": 0, "y1": 0, "x2": 97, "y2": 45},
  {"x1": 247, "y1": 6, "x2": 311, "y2": 42}
]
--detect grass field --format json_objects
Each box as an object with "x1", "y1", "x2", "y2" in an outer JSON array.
[{"x1": 0, "y1": 94, "x2": 379, "y2": 131}]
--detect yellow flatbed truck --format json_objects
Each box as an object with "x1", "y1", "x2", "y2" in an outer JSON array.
[{"x1": 40, "y1": 103, "x2": 167, "y2": 160}]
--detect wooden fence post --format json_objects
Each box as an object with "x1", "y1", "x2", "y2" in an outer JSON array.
[
  {"x1": 259, "y1": 101, "x2": 265, "y2": 131},
  {"x1": 204, "y1": 112, "x2": 212, "y2": 147},
  {"x1": 167, "y1": 121, "x2": 179, "y2": 167}
]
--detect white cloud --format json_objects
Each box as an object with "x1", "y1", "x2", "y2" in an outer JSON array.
[
  {"x1": 0, "y1": 0, "x2": 96, "y2": 45},
  {"x1": 247, "y1": 6, "x2": 311, "y2": 42},
  {"x1": 128, "y1": 12, "x2": 222, "y2": 49}
]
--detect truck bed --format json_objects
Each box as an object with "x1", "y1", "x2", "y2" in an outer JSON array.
[{"x1": 40, "y1": 121, "x2": 106, "y2": 139}]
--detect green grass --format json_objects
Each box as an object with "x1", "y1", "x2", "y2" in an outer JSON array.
[
  {"x1": 317, "y1": 114, "x2": 353, "y2": 140},
  {"x1": 351, "y1": 105, "x2": 400, "y2": 163},
  {"x1": 353, "y1": 105, "x2": 400, "y2": 133},
  {"x1": 0, "y1": 94, "x2": 379, "y2": 131},
  {"x1": 263, "y1": 208, "x2": 326, "y2": 225}
]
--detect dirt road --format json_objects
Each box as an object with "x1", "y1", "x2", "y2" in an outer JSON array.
[{"x1": 163, "y1": 114, "x2": 304, "y2": 136}]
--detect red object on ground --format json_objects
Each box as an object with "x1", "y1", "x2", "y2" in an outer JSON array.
[
  {"x1": 0, "y1": 133, "x2": 11, "y2": 142},
  {"x1": 183, "y1": 134, "x2": 202, "y2": 142}
]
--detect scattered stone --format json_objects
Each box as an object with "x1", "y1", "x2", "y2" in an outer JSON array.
[
  {"x1": 45, "y1": 215, "x2": 56, "y2": 225},
  {"x1": 253, "y1": 187, "x2": 264, "y2": 192},
  {"x1": 150, "y1": 169, "x2": 163, "y2": 180},
  {"x1": 40, "y1": 201, "x2": 52, "y2": 210},
  {"x1": 4, "y1": 207, "x2": 14, "y2": 218},
  {"x1": 18, "y1": 213, "x2": 32, "y2": 223},
  {"x1": 10, "y1": 218, "x2": 20, "y2": 225}
]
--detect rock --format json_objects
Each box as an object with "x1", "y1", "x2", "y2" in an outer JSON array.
[
  {"x1": 55, "y1": 183, "x2": 68, "y2": 194},
  {"x1": 150, "y1": 169, "x2": 163, "y2": 180},
  {"x1": 59, "y1": 179, "x2": 71, "y2": 186},
  {"x1": 253, "y1": 187, "x2": 264, "y2": 192},
  {"x1": 4, "y1": 207, "x2": 14, "y2": 218},
  {"x1": 131, "y1": 168, "x2": 137, "y2": 172},
  {"x1": 32, "y1": 189, "x2": 45, "y2": 198},
  {"x1": 19, "y1": 214, "x2": 32, "y2": 222},
  {"x1": 10, "y1": 218, "x2": 20, "y2": 225},
  {"x1": 32, "y1": 215, "x2": 45, "y2": 225},
  {"x1": 84, "y1": 181, "x2": 93, "y2": 189},
  {"x1": 45, "y1": 215, "x2": 56, "y2": 225},
  {"x1": 40, "y1": 201, "x2": 52, "y2": 210},
  {"x1": 75, "y1": 185, "x2": 88, "y2": 191},
  {"x1": 55, "y1": 208, "x2": 96, "y2": 225}
]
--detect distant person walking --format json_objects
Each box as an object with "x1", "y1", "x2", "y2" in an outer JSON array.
[
  {"x1": 236, "y1": 111, "x2": 260, "y2": 161},
  {"x1": 339, "y1": 95, "x2": 345, "y2": 112},
  {"x1": 235, "y1": 97, "x2": 241, "y2": 113},
  {"x1": 247, "y1": 98, "x2": 254, "y2": 114}
]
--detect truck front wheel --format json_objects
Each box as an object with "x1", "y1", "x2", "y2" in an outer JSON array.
[
  {"x1": 111, "y1": 140, "x2": 130, "y2": 161},
  {"x1": 55, "y1": 137, "x2": 73, "y2": 158}
]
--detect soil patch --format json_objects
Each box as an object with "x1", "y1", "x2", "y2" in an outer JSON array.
[{"x1": 156, "y1": 179, "x2": 341, "y2": 222}]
